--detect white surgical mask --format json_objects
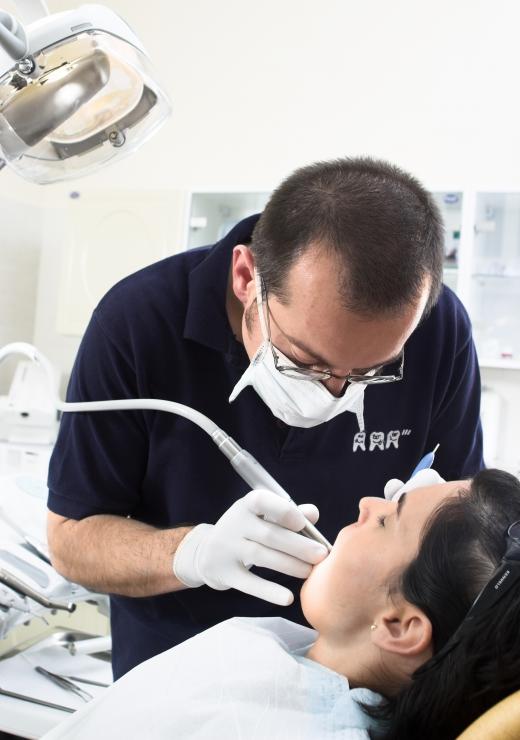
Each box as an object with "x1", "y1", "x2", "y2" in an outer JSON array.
[{"x1": 229, "y1": 273, "x2": 369, "y2": 430}]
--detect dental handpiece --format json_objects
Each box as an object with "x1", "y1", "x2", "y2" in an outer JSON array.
[{"x1": 211, "y1": 430, "x2": 333, "y2": 552}]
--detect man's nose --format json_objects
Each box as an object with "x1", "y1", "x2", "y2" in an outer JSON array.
[{"x1": 321, "y1": 376, "x2": 348, "y2": 397}]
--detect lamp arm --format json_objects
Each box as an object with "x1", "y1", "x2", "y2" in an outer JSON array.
[
  {"x1": 0, "y1": 1, "x2": 50, "y2": 61},
  {"x1": 0, "y1": 10, "x2": 27, "y2": 60}
]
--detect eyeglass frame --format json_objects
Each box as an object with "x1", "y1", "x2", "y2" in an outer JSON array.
[{"x1": 258, "y1": 276, "x2": 405, "y2": 385}]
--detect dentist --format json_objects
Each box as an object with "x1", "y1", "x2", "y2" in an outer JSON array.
[{"x1": 47, "y1": 157, "x2": 483, "y2": 679}]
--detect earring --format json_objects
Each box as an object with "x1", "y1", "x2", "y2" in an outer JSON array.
[{"x1": 370, "y1": 623, "x2": 377, "y2": 631}]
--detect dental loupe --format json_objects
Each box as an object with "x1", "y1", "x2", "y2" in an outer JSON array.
[
  {"x1": 0, "y1": 2, "x2": 171, "y2": 183},
  {"x1": 0, "y1": 343, "x2": 333, "y2": 552}
]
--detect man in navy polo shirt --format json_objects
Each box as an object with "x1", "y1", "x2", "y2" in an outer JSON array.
[{"x1": 47, "y1": 157, "x2": 483, "y2": 679}]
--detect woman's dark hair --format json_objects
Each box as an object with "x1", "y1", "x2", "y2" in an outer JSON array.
[
  {"x1": 366, "y1": 468, "x2": 520, "y2": 739},
  {"x1": 250, "y1": 156, "x2": 444, "y2": 318}
]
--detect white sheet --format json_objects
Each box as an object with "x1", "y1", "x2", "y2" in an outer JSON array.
[{"x1": 42, "y1": 617, "x2": 381, "y2": 740}]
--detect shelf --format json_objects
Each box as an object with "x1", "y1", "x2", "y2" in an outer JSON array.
[{"x1": 478, "y1": 358, "x2": 520, "y2": 370}]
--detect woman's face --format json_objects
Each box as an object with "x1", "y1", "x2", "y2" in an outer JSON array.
[{"x1": 301, "y1": 480, "x2": 469, "y2": 636}]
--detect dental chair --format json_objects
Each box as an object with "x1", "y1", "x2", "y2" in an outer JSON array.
[{"x1": 457, "y1": 689, "x2": 520, "y2": 739}]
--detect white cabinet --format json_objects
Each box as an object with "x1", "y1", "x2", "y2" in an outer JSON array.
[
  {"x1": 432, "y1": 191, "x2": 463, "y2": 294},
  {"x1": 468, "y1": 193, "x2": 520, "y2": 368},
  {"x1": 187, "y1": 192, "x2": 270, "y2": 250},
  {"x1": 186, "y1": 190, "x2": 467, "y2": 296}
]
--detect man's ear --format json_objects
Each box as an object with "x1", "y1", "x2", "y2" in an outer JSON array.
[
  {"x1": 371, "y1": 603, "x2": 432, "y2": 657},
  {"x1": 231, "y1": 245, "x2": 256, "y2": 306}
]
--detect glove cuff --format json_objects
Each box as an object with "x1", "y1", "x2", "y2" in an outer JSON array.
[{"x1": 172, "y1": 523, "x2": 213, "y2": 588}]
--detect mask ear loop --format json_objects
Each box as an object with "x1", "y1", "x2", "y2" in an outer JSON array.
[{"x1": 254, "y1": 270, "x2": 270, "y2": 342}]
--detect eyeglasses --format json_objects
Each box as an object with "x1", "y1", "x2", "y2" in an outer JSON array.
[
  {"x1": 426, "y1": 519, "x2": 520, "y2": 667},
  {"x1": 260, "y1": 280, "x2": 405, "y2": 385}
]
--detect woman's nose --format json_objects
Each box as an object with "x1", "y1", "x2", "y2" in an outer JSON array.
[{"x1": 358, "y1": 496, "x2": 389, "y2": 523}]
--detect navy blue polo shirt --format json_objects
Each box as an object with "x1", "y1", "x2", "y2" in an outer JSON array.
[{"x1": 48, "y1": 214, "x2": 483, "y2": 679}]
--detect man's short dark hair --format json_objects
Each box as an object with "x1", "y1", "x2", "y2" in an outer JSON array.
[{"x1": 250, "y1": 157, "x2": 444, "y2": 317}]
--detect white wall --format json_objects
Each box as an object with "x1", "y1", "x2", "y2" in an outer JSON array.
[
  {"x1": 0, "y1": 200, "x2": 42, "y2": 393},
  {"x1": 481, "y1": 368, "x2": 520, "y2": 477}
]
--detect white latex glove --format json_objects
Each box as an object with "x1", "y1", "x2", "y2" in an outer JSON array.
[
  {"x1": 384, "y1": 468, "x2": 446, "y2": 501},
  {"x1": 173, "y1": 489, "x2": 326, "y2": 606}
]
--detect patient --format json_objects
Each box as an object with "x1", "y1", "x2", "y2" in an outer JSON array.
[{"x1": 43, "y1": 469, "x2": 520, "y2": 740}]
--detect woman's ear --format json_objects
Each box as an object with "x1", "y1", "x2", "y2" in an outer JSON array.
[
  {"x1": 231, "y1": 245, "x2": 256, "y2": 306},
  {"x1": 371, "y1": 603, "x2": 433, "y2": 658}
]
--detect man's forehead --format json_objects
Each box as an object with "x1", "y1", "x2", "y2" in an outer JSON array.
[{"x1": 269, "y1": 249, "x2": 426, "y2": 370}]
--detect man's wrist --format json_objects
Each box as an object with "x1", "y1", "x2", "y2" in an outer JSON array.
[{"x1": 172, "y1": 523, "x2": 213, "y2": 588}]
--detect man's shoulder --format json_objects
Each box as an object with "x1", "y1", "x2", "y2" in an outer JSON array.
[
  {"x1": 414, "y1": 284, "x2": 472, "y2": 351},
  {"x1": 100, "y1": 248, "x2": 208, "y2": 313},
  {"x1": 92, "y1": 247, "x2": 211, "y2": 341},
  {"x1": 430, "y1": 284, "x2": 470, "y2": 325}
]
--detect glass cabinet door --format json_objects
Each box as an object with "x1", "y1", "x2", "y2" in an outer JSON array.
[
  {"x1": 432, "y1": 191, "x2": 463, "y2": 293},
  {"x1": 187, "y1": 192, "x2": 270, "y2": 250},
  {"x1": 187, "y1": 189, "x2": 465, "y2": 298},
  {"x1": 470, "y1": 193, "x2": 520, "y2": 366}
]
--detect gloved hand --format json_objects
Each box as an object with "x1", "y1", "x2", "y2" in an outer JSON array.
[
  {"x1": 384, "y1": 468, "x2": 446, "y2": 501},
  {"x1": 172, "y1": 489, "x2": 327, "y2": 606}
]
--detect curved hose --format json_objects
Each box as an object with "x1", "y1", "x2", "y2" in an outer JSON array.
[{"x1": 0, "y1": 342, "x2": 219, "y2": 437}]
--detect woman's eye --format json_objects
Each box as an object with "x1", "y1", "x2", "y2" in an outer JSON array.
[{"x1": 377, "y1": 515, "x2": 386, "y2": 528}]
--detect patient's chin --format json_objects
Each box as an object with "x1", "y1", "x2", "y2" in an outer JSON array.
[
  {"x1": 299, "y1": 579, "x2": 314, "y2": 625},
  {"x1": 299, "y1": 557, "x2": 327, "y2": 623}
]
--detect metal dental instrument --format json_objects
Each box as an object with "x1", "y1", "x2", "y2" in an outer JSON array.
[
  {"x1": 0, "y1": 343, "x2": 333, "y2": 553},
  {"x1": 35, "y1": 666, "x2": 93, "y2": 702},
  {"x1": 0, "y1": 567, "x2": 76, "y2": 613},
  {"x1": 57, "y1": 635, "x2": 111, "y2": 657},
  {"x1": 62, "y1": 675, "x2": 110, "y2": 688},
  {"x1": 0, "y1": 686, "x2": 75, "y2": 712}
]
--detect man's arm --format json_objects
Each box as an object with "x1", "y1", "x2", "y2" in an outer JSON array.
[{"x1": 47, "y1": 511, "x2": 193, "y2": 597}]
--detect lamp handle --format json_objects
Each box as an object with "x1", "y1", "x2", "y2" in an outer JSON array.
[{"x1": 13, "y1": 0, "x2": 49, "y2": 25}]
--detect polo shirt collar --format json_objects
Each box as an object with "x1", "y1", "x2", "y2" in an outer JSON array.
[{"x1": 183, "y1": 214, "x2": 260, "y2": 358}]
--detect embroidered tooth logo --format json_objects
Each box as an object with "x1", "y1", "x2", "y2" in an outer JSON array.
[{"x1": 352, "y1": 430, "x2": 411, "y2": 453}]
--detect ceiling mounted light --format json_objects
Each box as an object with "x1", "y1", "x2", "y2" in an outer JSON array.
[{"x1": 0, "y1": 2, "x2": 172, "y2": 184}]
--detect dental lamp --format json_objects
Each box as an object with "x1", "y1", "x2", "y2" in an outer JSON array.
[{"x1": 0, "y1": 1, "x2": 171, "y2": 184}]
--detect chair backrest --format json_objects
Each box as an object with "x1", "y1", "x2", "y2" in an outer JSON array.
[{"x1": 457, "y1": 689, "x2": 520, "y2": 739}]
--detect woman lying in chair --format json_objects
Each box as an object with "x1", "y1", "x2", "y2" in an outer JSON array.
[{"x1": 43, "y1": 468, "x2": 520, "y2": 740}]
